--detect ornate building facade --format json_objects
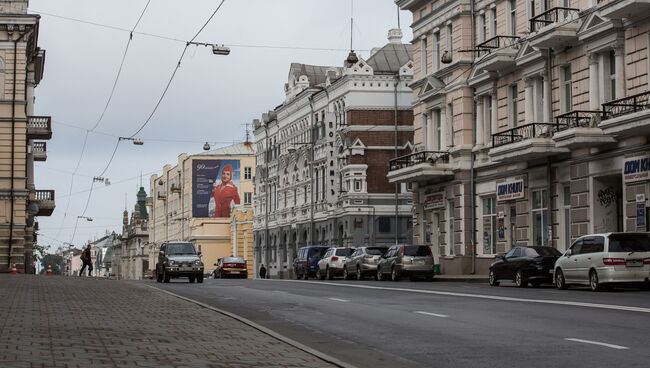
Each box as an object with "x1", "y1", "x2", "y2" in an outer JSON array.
[
  {"x1": 253, "y1": 30, "x2": 415, "y2": 279},
  {"x1": 393, "y1": 0, "x2": 650, "y2": 274}
]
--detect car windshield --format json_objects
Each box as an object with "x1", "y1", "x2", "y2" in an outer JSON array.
[
  {"x1": 166, "y1": 243, "x2": 196, "y2": 255},
  {"x1": 366, "y1": 247, "x2": 387, "y2": 255},
  {"x1": 403, "y1": 245, "x2": 431, "y2": 257},
  {"x1": 608, "y1": 234, "x2": 650, "y2": 252},
  {"x1": 528, "y1": 247, "x2": 562, "y2": 257},
  {"x1": 223, "y1": 257, "x2": 245, "y2": 263},
  {"x1": 308, "y1": 248, "x2": 328, "y2": 258},
  {"x1": 335, "y1": 248, "x2": 353, "y2": 257}
]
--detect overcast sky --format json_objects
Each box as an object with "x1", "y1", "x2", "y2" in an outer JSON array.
[{"x1": 30, "y1": 0, "x2": 413, "y2": 250}]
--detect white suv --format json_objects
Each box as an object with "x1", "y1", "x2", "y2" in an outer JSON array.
[
  {"x1": 554, "y1": 232, "x2": 650, "y2": 291},
  {"x1": 316, "y1": 247, "x2": 354, "y2": 280}
]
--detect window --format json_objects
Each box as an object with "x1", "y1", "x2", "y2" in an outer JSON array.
[
  {"x1": 479, "y1": 14, "x2": 487, "y2": 43},
  {"x1": 486, "y1": 96, "x2": 493, "y2": 138},
  {"x1": 608, "y1": 50, "x2": 616, "y2": 101},
  {"x1": 532, "y1": 189, "x2": 549, "y2": 246},
  {"x1": 447, "y1": 103, "x2": 454, "y2": 147},
  {"x1": 491, "y1": 8, "x2": 497, "y2": 37},
  {"x1": 379, "y1": 217, "x2": 391, "y2": 233},
  {"x1": 581, "y1": 236, "x2": 605, "y2": 254},
  {"x1": 510, "y1": 84, "x2": 519, "y2": 127},
  {"x1": 448, "y1": 199, "x2": 455, "y2": 255},
  {"x1": 569, "y1": 239, "x2": 582, "y2": 254},
  {"x1": 435, "y1": 109, "x2": 442, "y2": 150},
  {"x1": 561, "y1": 65, "x2": 572, "y2": 113},
  {"x1": 483, "y1": 197, "x2": 497, "y2": 254},
  {"x1": 244, "y1": 167, "x2": 252, "y2": 180},
  {"x1": 244, "y1": 192, "x2": 252, "y2": 205},
  {"x1": 529, "y1": 0, "x2": 535, "y2": 18},
  {"x1": 433, "y1": 32, "x2": 440, "y2": 72},
  {"x1": 421, "y1": 38, "x2": 428, "y2": 75},
  {"x1": 446, "y1": 24, "x2": 453, "y2": 59},
  {"x1": 510, "y1": 0, "x2": 517, "y2": 35},
  {"x1": 354, "y1": 180, "x2": 362, "y2": 192}
]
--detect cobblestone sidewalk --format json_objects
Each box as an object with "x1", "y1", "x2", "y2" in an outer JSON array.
[{"x1": 0, "y1": 275, "x2": 338, "y2": 368}]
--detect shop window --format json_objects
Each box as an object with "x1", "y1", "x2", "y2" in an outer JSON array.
[
  {"x1": 482, "y1": 196, "x2": 497, "y2": 254},
  {"x1": 532, "y1": 189, "x2": 549, "y2": 246},
  {"x1": 379, "y1": 217, "x2": 391, "y2": 233}
]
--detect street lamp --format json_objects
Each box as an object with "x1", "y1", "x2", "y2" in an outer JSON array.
[{"x1": 77, "y1": 216, "x2": 93, "y2": 222}]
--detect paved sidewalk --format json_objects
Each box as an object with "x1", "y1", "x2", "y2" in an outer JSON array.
[{"x1": 0, "y1": 275, "x2": 339, "y2": 368}]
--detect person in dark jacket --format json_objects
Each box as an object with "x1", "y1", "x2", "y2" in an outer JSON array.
[
  {"x1": 259, "y1": 264, "x2": 266, "y2": 279},
  {"x1": 79, "y1": 244, "x2": 93, "y2": 277}
]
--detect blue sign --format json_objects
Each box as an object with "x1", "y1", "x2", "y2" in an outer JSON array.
[
  {"x1": 497, "y1": 179, "x2": 525, "y2": 201},
  {"x1": 636, "y1": 202, "x2": 646, "y2": 228},
  {"x1": 624, "y1": 156, "x2": 650, "y2": 183}
]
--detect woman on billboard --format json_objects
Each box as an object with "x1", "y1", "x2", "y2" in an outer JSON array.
[{"x1": 212, "y1": 164, "x2": 240, "y2": 217}]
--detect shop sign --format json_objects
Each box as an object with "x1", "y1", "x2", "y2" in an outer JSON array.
[
  {"x1": 497, "y1": 179, "x2": 525, "y2": 201},
  {"x1": 423, "y1": 192, "x2": 445, "y2": 210},
  {"x1": 623, "y1": 156, "x2": 650, "y2": 183},
  {"x1": 636, "y1": 194, "x2": 646, "y2": 228}
]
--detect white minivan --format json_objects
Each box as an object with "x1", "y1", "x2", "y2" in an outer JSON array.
[{"x1": 554, "y1": 233, "x2": 650, "y2": 291}]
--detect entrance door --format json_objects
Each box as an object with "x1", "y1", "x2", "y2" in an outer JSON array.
[{"x1": 593, "y1": 175, "x2": 623, "y2": 233}]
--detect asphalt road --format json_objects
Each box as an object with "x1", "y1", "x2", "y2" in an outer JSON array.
[{"x1": 148, "y1": 277, "x2": 650, "y2": 368}]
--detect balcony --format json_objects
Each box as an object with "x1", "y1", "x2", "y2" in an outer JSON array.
[
  {"x1": 32, "y1": 141, "x2": 47, "y2": 161},
  {"x1": 474, "y1": 36, "x2": 520, "y2": 73},
  {"x1": 26, "y1": 116, "x2": 52, "y2": 140},
  {"x1": 33, "y1": 190, "x2": 55, "y2": 216},
  {"x1": 528, "y1": 7, "x2": 581, "y2": 49},
  {"x1": 387, "y1": 151, "x2": 453, "y2": 184},
  {"x1": 600, "y1": 0, "x2": 650, "y2": 20},
  {"x1": 599, "y1": 91, "x2": 650, "y2": 138},
  {"x1": 552, "y1": 110, "x2": 615, "y2": 149},
  {"x1": 489, "y1": 123, "x2": 569, "y2": 163}
]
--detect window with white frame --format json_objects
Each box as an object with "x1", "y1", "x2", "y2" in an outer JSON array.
[
  {"x1": 608, "y1": 50, "x2": 617, "y2": 101},
  {"x1": 244, "y1": 167, "x2": 252, "y2": 180},
  {"x1": 529, "y1": 0, "x2": 535, "y2": 18},
  {"x1": 561, "y1": 65, "x2": 572, "y2": 113},
  {"x1": 509, "y1": 0, "x2": 517, "y2": 36},
  {"x1": 354, "y1": 180, "x2": 362, "y2": 192},
  {"x1": 244, "y1": 192, "x2": 252, "y2": 205},
  {"x1": 486, "y1": 96, "x2": 493, "y2": 138},
  {"x1": 421, "y1": 37, "x2": 428, "y2": 76},
  {"x1": 433, "y1": 32, "x2": 440, "y2": 72},
  {"x1": 532, "y1": 189, "x2": 549, "y2": 246},
  {"x1": 446, "y1": 24, "x2": 453, "y2": 58},
  {"x1": 479, "y1": 14, "x2": 487, "y2": 43},
  {"x1": 448, "y1": 199, "x2": 455, "y2": 255},
  {"x1": 483, "y1": 196, "x2": 497, "y2": 254},
  {"x1": 447, "y1": 103, "x2": 454, "y2": 147},
  {"x1": 491, "y1": 8, "x2": 497, "y2": 37},
  {"x1": 510, "y1": 84, "x2": 519, "y2": 127},
  {"x1": 435, "y1": 109, "x2": 442, "y2": 150}
]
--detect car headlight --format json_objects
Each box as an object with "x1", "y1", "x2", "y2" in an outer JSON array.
[
  {"x1": 168, "y1": 260, "x2": 176, "y2": 266},
  {"x1": 194, "y1": 260, "x2": 203, "y2": 266}
]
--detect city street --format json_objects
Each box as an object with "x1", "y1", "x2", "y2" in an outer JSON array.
[{"x1": 151, "y1": 278, "x2": 650, "y2": 368}]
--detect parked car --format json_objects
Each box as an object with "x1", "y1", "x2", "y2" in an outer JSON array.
[
  {"x1": 376, "y1": 244, "x2": 434, "y2": 281},
  {"x1": 343, "y1": 246, "x2": 388, "y2": 280},
  {"x1": 489, "y1": 246, "x2": 561, "y2": 287},
  {"x1": 213, "y1": 257, "x2": 248, "y2": 279},
  {"x1": 293, "y1": 246, "x2": 329, "y2": 280},
  {"x1": 155, "y1": 241, "x2": 204, "y2": 283},
  {"x1": 554, "y1": 232, "x2": 650, "y2": 291},
  {"x1": 316, "y1": 247, "x2": 354, "y2": 280}
]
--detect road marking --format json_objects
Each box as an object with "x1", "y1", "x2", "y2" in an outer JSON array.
[
  {"x1": 328, "y1": 298, "x2": 350, "y2": 303},
  {"x1": 565, "y1": 338, "x2": 630, "y2": 350},
  {"x1": 415, "y1": 311, "x2": 449, "y2": 318},
  {"x1": 269, "y1": 280, "x2": 650, "y2": 314}
]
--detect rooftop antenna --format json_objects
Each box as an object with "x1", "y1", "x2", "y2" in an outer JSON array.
[
  {"x1": 124, "y1": 193, "x2": 127, "y2": 211},
  {"x1": 350, "y1": 0, "x2": 354, "y2": 52},
  {"x1": 397, "y1": 4, "x2": 401, "y2": 29},
  {"x1": 241, "y1": 122, "x2": 251, "y2": 143},
  {"x1": 139, "y1": 171, "x2": 142, "y2": 188}
]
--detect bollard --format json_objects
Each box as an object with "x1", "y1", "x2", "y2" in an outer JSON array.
[
  {"x1": 46, "y1": 265, "x2": 53, "y2": 276},
  {"x1": 10, "y1": 263, "x2": 17, "y2": 275}
]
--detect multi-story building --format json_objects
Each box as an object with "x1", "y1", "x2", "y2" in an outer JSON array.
[
  {"x1": 393, "y1": 0, "x2": 650, "y2": 274},
  {"x1": 0, "y1": 1, "x2": 53, "y2": 273},
  {"x1": 230, "y1": 206, "x2": 254, "y2": 279},
  {"x1": 147, "y1": 143, "x2": 255, "y2": 271},
  {"x1": 253, "y1": 29, "x2": 415, "y2": 279},
  {"x1": 114, "y1": 187, "x2": 149, "y2": 280}
]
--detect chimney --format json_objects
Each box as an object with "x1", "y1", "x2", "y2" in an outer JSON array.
[{"x1": 388, "y1": 28, "x2": 403, "y2": 44}]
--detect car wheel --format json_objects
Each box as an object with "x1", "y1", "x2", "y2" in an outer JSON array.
[
  {"x1": 156, "y1": 269, "x2": 163, "y2": 283},
  {"x1": 356, "y1": 266, "x2": 363, "y2": 281},
  {"x1": 376, "y1": 268, "x2": 383, "y2": 281},
  {"x1": 555, "y1": 269, "x2": 568, "y2": 290},
  {"x1": 163, "y1": 269, "x2": 170, "y2": 283},
  {"x1": 343, "y1": 267, "x2": 350, "y2": 280},
  {"x1": 317, "y1": 267, "x2": 325, "y2": 280},
  {"x1": 189, "y1": 276, "x2": 195, "y2": 283},
  {"x1": 589, "y1": 269, "x2": 602, "y2": 292},
  {"x1": 295, "y1": 270, "x2": 303, "y2": 280},
  {"x1": 197, "y1": 274, "x2": 204, "y2": 283},
  {"x1": 515, "y1": 269, "x2": 528, "y2": 288},
  {"x1": 326, "y1": 267, "x2": 333, "y2": 280},
  {"x1": 488, "y1": 270, "x2": 500, "y2": 286},
  {"x1": 391, "y1": 267, "x2": 400, "y2": 282}
]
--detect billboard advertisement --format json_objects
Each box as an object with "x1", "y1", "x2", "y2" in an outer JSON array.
[{"x1": 192, "y1": 159, "x2": 241, "y2": 218}]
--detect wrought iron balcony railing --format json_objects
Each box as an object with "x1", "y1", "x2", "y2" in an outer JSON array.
[
  {"x1": 601, "y1": 90, "x2": 650, "y2": 119},
  {"x1": 389, "y1": 151, "x2": 450, "y2": 171},
  {"x1": 554, "y1": 110, "x2": 604, "y2": 133},
  {"x1": 529, "y1": 7, "x2": 580, "y2": 32},
  {"x1": 492, "y1": 123, "x2": 563, "y2": 148},
  {"x1": 476, "y1": 35, "x2": 520, "y2": 56}
]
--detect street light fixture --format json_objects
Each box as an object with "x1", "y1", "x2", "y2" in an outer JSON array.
[
  {"x1": 77, "y1": 216, "x2": 93, "y2": 222},
  {"x1": 119, "y1": 137, "x2": 144, "y2": 146}
]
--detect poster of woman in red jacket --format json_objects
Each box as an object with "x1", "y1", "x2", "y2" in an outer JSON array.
[{"x1": 212, "y1": 163, "x2": 240, "y2": 218}]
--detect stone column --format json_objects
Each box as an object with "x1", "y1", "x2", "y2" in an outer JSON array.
[
  {"x1": 588, "y1": 53, "x2": 600, "y2": 110},
  {"x1": 475, "y1": 97, "x2": 485, "y2": 148},
  {"x1": 543, "y1": 73, "x2": 552, "y2": 123},
  {"x1": 614, "y1": 45, "x2": 626, "y2": 100},
  {"x1": 525, "y1": 78, "x2": 535, "y2": 123},
  {"x1": 440, "y1": 107, "x2": 448, "y2": 150}
]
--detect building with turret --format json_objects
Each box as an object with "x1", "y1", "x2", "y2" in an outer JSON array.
[{"x1": 114, "y1": 186, "x2": 149, "y2": 280}]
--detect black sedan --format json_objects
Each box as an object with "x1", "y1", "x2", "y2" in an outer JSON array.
[{"x1": 489, "y1": 246, "x2": 562, "y2": 288}]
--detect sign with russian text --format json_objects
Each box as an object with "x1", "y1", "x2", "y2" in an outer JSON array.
[
  {"x1": 623, "y1": 156, "x2": 650, "y2": 183},
  {"x1": 423, "y1": 192, "x2": 445, "y2": 210},
  {"x1": 497, "y1": 179, "x2": 525, "y2": 201}
]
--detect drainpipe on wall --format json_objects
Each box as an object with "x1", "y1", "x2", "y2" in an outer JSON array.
[
  {"x1": 394, "y1": 74, "x2": 400, "y2": 245},
  {"x1": 470, "y1": 0, "x2": 477, "y2": 274}
]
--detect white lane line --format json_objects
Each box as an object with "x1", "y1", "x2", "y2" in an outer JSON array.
[
  {"x1": 269, "y1": 280, "x2": 650, "y2": 314},
  {"x1": 415, "y1": 311, "x2": 449, "y2": 318},
  {"x1": 565, "y1": 338, "x2": 630, "y2": 350},
  {"x1": 328, "y1": 297, "x2": 350, "y2": 303}
]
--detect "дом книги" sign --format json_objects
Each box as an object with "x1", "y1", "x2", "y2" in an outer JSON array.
[
  {"x1": 497, "y1": 179, "x2": 525, "y2": 201},
  {"x1": 624, "y1": 156, "x2": 650, "y2": 183}
]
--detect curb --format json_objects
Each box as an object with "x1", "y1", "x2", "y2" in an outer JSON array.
[
  {"x1": 434, "y1": 277, "x2": 488, "y2": 283},
  {"x1": 143, "y1": 284, "x2": 358, "y2": 368}
]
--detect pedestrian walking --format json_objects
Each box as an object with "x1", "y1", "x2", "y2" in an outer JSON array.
[
  {"x1": 79, "y1": 244, "x2": 93, "y2": 277},
  {"x1": 258, "y1": 264, "x2": 266, "y2": 279}
]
